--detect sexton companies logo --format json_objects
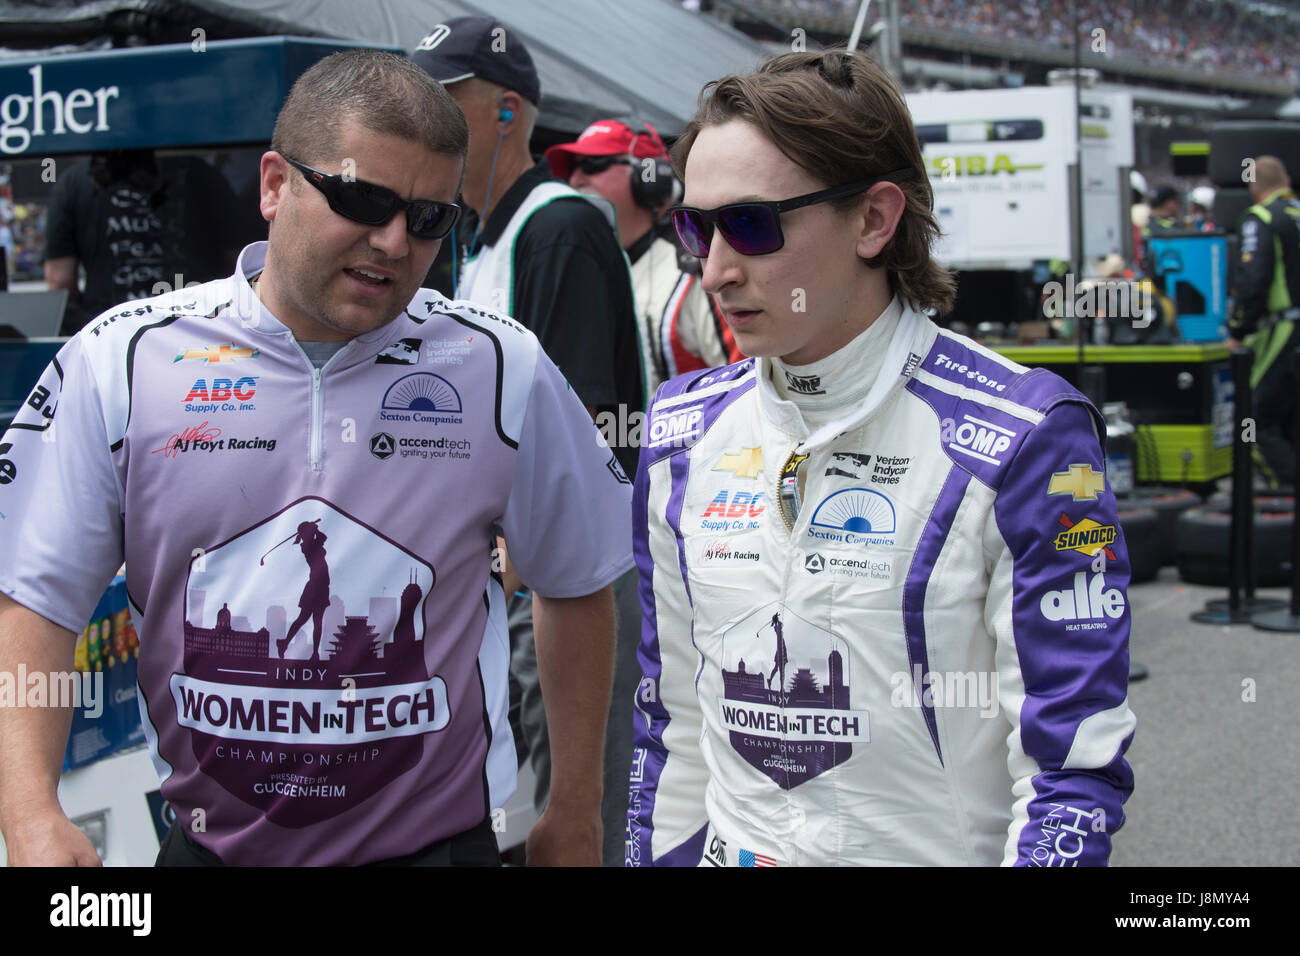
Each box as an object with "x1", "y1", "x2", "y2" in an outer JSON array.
[{"x1": 380, "y1": 372, "x2": 464, "y2": 425}]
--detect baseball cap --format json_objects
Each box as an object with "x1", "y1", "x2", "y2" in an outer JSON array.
[
  {"x1": 410, "y1": 17, "x2": 540, "y2": 106},
  {"x1": 545, "y1": 120, "x2": 669, "y2": 180}
]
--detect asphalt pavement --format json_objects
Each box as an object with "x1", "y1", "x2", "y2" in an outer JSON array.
[{"x1": 1112, "y1": 566, "x2": 1300, "y2": 866}]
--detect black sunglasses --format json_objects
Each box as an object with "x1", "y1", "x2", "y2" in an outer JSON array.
[
  {"x1": 279, "y1": 153, "x2": 462, "y2": 241},
  {"x1": 670, "y1": 168, "x2": 916, "y2": 258},
  {"x1": 574, "y1": 155, "x2": 634, "y2": 176}
]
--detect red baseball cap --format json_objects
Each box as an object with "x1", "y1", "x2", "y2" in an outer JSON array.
[{"x1": 545, "y1": 120, "x2": 668, "y2": 180}]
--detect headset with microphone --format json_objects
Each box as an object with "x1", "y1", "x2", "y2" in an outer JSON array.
[
  {"x1": 628, "y1": 124, "x2": 680, "y2": 211},
  {"x1": 456, "y1": 96, "x2": 515, "y2": 295}
]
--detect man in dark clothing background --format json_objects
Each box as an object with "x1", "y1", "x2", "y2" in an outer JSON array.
[
  {"x1": 1229, "y1": 155, "x2": 1300, "y2": 487},
  {"x1": 410, "y1": 16, "x2": 644, "y2": 867},
  {"x1": 43, "y1": 149, "x2": 242, "y2": 334}
]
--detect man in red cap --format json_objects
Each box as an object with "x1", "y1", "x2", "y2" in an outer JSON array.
[{"x1": 547, "y1": 120, "x2": 741, "y2": 393}]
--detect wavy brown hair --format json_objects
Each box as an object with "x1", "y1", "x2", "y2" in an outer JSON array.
[{"x1": 672, "y1": 49, "x2": 955, "y2": 315}]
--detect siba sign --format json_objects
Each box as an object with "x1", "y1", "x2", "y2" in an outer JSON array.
[{"x1": 0, "y1": 64, "x2": 119, "y2": 155}]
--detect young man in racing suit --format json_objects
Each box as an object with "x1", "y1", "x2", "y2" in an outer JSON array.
[
  {"x1": 627, "y1": 50, "x2": 1136, "y2": 867},
  {"x1": 0, "y1": 51, "x2": 628, "y2": 866}
]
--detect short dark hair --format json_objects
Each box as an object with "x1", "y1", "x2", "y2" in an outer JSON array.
[
  {"x1": 272, "y1": 49, "x2": 468, "y2": 168},
  {"x1": 673, "y1": 50, "x2": 956, "y2": 315},
  {"x1": 1150, "y1": 186, "x2": 1180, "y2": 209}
]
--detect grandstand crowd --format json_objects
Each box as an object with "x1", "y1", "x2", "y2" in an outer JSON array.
[{"x1": 739, "y1": 0, "x2": 1300, "y2": 88}]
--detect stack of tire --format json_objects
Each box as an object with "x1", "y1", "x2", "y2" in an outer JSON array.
[
  {"x1": 1116, "y1": 487, "x2": 1201, "y2": 582},
  {"x1": 1174, "y1": 490, "x2": 1294, "y2": 587}
]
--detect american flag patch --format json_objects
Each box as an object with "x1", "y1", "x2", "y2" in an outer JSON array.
[{"x1": 738, "y1": 849, "x2": 777, "y2": 867}]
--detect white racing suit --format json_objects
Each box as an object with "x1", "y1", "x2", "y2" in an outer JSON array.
[{"x1": 627, "y1": 304, "x2": 1136, "y2": 866}]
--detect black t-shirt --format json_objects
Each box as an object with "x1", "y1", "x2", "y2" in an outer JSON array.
[
  {"x1": 472, "y1": 160, "x2": 645, "y2": 476},
  {"x1": 44, "y1": 156, "x2": 241, "y2": 332}
]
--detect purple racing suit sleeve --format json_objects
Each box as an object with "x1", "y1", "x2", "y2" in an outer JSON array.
[
  {"x1": 987, "y1": 398, "x2": 1136, "y2": 866},
  {"x1": 625, "y1": 399, "x2": 710, "y2": 867}
]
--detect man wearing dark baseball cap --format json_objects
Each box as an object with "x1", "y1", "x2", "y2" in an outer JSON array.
[
  {"x1": 546, "y1": 119, "x2": 740, "y2": 393},
  {"x1": 411, "y1": 17, "x2": 645, "y2": 868}
]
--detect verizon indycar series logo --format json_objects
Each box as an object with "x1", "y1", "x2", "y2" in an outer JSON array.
[
  {"x1": 718, "y1": 603, "x2": 867, "y2": 789},
  {"x1": 375, "y1": 338, "x2": 421, "y2": 365}
]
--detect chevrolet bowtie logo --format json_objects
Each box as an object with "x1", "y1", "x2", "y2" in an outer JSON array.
[
  {"x1": 713, "y1": 447, "x2": 763, "y2": 479},
  {"x1": 1047, "y1": 464, "x2": 1106, "y2": 501},
  {"x1": 173, "y1": 344, "x2": 259, "y2": 364}
]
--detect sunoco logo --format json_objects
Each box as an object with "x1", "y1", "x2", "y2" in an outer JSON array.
[{"x1": 1053, "y1": 518, "x2": 1116, "y2": 557}]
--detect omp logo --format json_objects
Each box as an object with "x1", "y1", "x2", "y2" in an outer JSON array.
[
  {"x1": 705, "y1": 834, "x2": 728, "y2": 867},
  {"x1": 414, "y1": 24, "x2": 451, "y2": 50},
  {"x1": 647, "y1": 404, "x2": 704, "y2": 448},
  {"x1": 1040, "y1": 572, "x2": 1125, "y2": 626},
  {"x1": 1048, "y1": 464, "x2": 1106, "y2": 502},
  {"x1": 783, "y1": 371, "x2": 824, "y2": 395},
  {"x1": 184, "y1": 377, "x2": 257, "y2": 402},
  {"x1": 173, "y1": 344, "x2": 259, "y2": 364},
  {"x1": 1054, "y1": 513, "x2": 1117, "y2": 559},
  {"x1": 713, "y1": 447, "x2": 763, "y2": 479},
  {"x1": 945, "y1": 413, "x2": 1015, "y2": 465}
]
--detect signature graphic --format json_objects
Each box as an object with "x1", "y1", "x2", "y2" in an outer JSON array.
[{"x1": 152, "y1": 422, "x2": 223, "y2": 458}]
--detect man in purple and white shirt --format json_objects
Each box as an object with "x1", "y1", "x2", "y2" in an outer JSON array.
[{"x1": 0, "y1": 50, "x2": 629, "y2": 866}]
